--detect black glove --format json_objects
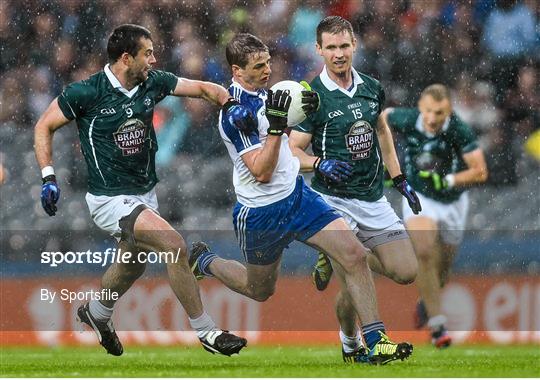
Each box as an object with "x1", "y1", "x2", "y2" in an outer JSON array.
[
  {"x1": 314, "y1": 157, "x2": 353, "y2": 183},
  {"x1": 392, "y1": 174, "x2": 422, "y2": 214},
  {"x1": 222, "y1": 98, "x2": 257, "y2": 133},
  {"x1": 41, "y1": 175, "x2": 60, "y2": 216},
  {"x1": 265, "y1": 89, "x2": 291, "y2": 136},
  {"x1": 299, "y1": 80, "x2": 320, "y2": 115}
]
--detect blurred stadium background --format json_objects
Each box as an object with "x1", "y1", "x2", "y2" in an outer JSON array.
[{"x1": 1, "y1": 0, "x2": 539, "y2": 351}]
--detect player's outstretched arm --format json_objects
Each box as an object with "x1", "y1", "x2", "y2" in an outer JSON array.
[
  {"x1": 172, "y1": 78, "x2": 231, "y2": 105},
  {"x1": 173, "y1": 78, "x2": 256, "y2": 133},
  {"x1": 34, "y1": 98, "x2": 71, "y2": 216}
]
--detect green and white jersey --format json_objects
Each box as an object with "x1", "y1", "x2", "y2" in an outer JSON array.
[
  {"x1": 293, "y1": 67, "x2": 385, "y2": 202},
  {"x1": 57, "y1": 65, "x2": 178, "y2": 196},
  {"x1": 387, "y1": 108, "x2": 478, "y2": 203}
]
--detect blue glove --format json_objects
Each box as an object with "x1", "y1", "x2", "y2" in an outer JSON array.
[
  {"x1": 41, "y1": 175, "x2": 60, "y2": 216},
  {"x1": 222, "y1": 98, "x2": 257, "y2": 134},
  {"x1": 314, "y1": 157, "x2": 353, "y2": 183},
  {"x1": 392, "y1": 174, "x2": 421, "y2": 214}
]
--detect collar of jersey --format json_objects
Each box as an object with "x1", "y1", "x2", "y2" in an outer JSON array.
[
  {"x1": 415, "y1": 113, "x2": 450, "y2": 137},
  {"x1": 104, "y1": 64, "x2": 140, "y2": 98},
  {"x1": 231, "y1": 79, "x2": 266, "y2": 98},
  {"x1": 319, "y1": 65, "x2": 364, "y2": 98}
]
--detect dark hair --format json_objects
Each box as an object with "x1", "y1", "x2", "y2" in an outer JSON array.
[
  {"x1": 225, "y1": 33, "x2": 269, "y2": 68},
  {"x1": 316, "y1": 16, "x2": 354, "y2": 46},
  {"x1": 107, "y1": 24, "x2": 152, "y2": 63},
  {"x1": 421, "y1": 84, "x2": 451, "y2": 102}
]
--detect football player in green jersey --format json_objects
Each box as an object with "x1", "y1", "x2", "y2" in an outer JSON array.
[
  {"x1": 34, "y1": 24, "x2": 252, "y2": 357},
  {"x1": 382, "y1": 84, "x2": 488, "y2": 348},
  {"x1": 289, "y1": 16, "x2": 421, "y2": 363}
]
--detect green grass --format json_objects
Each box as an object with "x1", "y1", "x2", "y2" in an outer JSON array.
[{"x1": 1, "y1": 344, "x2": 538, "y2": 377}]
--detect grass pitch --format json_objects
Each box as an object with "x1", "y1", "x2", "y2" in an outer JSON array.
[{"x1": 1, "y1": 344, "x2": 538, "y2": 377}]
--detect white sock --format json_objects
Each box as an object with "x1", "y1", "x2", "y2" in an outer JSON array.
[
  {"x1": 427, "y1": 315, "x2": 447, "y2": 331},
  {"x1": 339, "y1": 329, "x2": 362, "y2": 353},
  {"x1": 189, "y1": 312, "x2": 217, "y2": 339},
  {"x1": 88, "y1": 300, "x2": 113, "y2": 321}
]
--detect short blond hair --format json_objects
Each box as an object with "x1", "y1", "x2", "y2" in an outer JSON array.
[{"x1": 420, "y1": 84, "x2": 451, "y2": 102}]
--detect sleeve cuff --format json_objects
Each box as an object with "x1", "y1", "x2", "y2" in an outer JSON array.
[
  {"x1": 41, "y1": 166, "x2": 55, "y2": 178},
  {"x1": 444, "y1": 174, "x2": 455, "y2": 188}
]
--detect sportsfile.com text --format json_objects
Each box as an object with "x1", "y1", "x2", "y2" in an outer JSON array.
[{"x1": 40, "y1": 248, "x2": 182, "y2": 267}]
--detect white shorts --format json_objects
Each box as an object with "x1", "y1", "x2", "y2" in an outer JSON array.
[
  {"x1": 85, "y1": 189, "x2": 159, "y2": 238},
  {"x1": 317, "y1": 193, "x2": 408, "y2": 249},
  {"x1": 402, "y1": 191, "x2": 469, "y2": 245}
]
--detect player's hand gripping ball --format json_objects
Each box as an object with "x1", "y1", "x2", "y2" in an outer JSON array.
[
  {"x1": 265, "y1": 89, "x2": 292, "y2": 136},
  {"x1": 299, "y1": 80, "x2": 320, "y2": 115},
  {"x1": 270, "y1": 80, "x2": 319, "y2": 126}
]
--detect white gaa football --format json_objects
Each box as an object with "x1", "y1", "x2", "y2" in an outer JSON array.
[{"x1": 269, "y1": 80, "x2": 306, "y2": 127}]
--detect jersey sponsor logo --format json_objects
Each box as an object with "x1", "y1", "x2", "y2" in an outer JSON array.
[
  {"x1": 345, "y1": 121, "x2": 374, "y2": 160},
  {"x1": 100, "y1": 108, "x2": 116, "y2": 115},
  {"x1": 368, "y1": 101, "x2": 379, "y2": 115},
  {"x1": 123, "y1": 198, "x2": 135, "y2": 206},
  {"x1": 143, "y1": 97, "x2": 154, "y2": 111},
  {"x1": 386, "y1": 230, "x2": 404, "y2": 239},
  {"x1": 328, "y1": 110, "x2": 344, "y2": 119},
  {"x1": 122, "y1": 101, "x2": 135, "y2": 109},
  {"x1": 347, "y1": 101, "x2": 362, "y2": 109},
  {"x1": 113, "y1": 119, "x2": 147, "y2": 156}
]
